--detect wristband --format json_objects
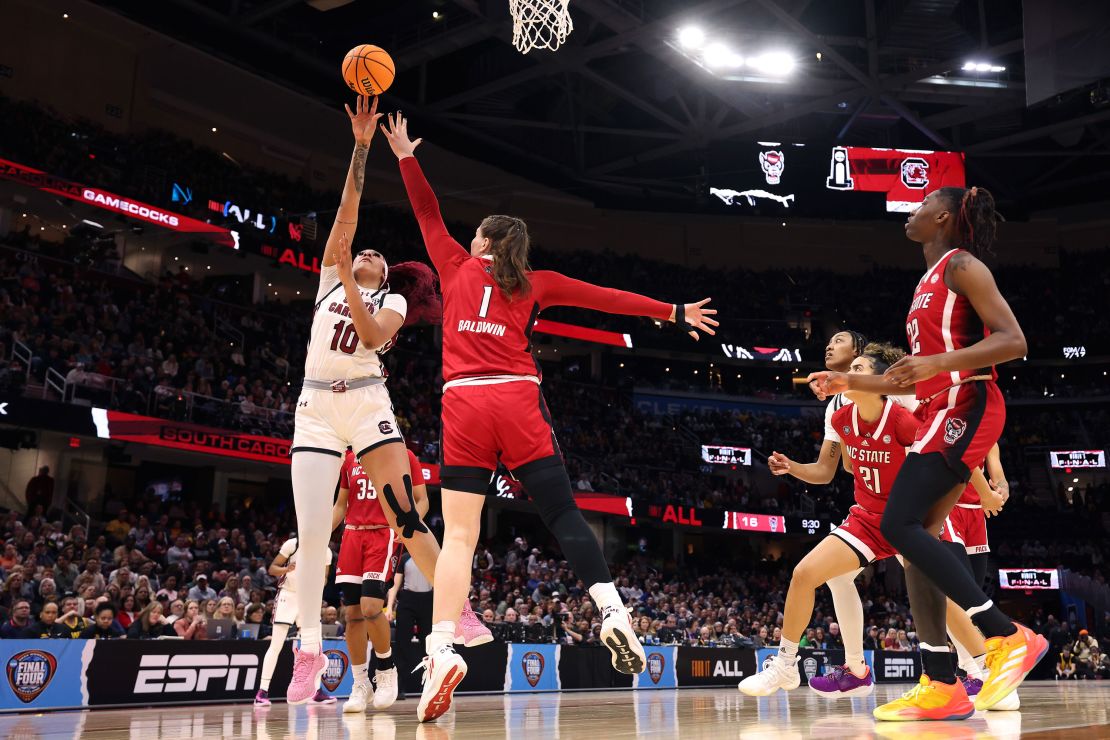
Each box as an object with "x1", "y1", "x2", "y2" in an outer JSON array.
[{"x1": 674, "y1": 304, "x2": 691, "y2": 332}]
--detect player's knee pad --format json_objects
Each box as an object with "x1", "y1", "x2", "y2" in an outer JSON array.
[
  {"x1": 514, "y1": 456, "x2": 575, "y2": 525},
  {"x1": 381, "y1": 473, "x2": 428, "y2": 539},
  {"x1": 360, "y1": 597, "x2": 384, "y2": 619},
  {"x1": 342, "y1": 583, "x2": 366, "y2": 607},
  {"x1": 361, "y1": 579, "x2": 389, "y2": 602}
]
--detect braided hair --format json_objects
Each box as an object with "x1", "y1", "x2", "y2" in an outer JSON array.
[
  {"x1": 845, "y1": 330, "x2": 868, "y2": 358},
  {"x1": 934, "y1": 186, "x2": 1001, "y2": 259}
]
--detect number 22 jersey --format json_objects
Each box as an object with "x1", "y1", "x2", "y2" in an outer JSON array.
[{"x1": 829, "y1": 399, "x2": 920, "y2": 512}]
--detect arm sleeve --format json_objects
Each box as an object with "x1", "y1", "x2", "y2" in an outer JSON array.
[
  {"x1": 407, "y1": 451, "x2": 425, "y2": 483},
  {"x1": 398, "y1": 157, "x2": 469, "y2": 278},
  {"x1": 823, "y1": 400, "x2": 841, "y2": 442},
  {"x1": 531, "y1": 270, "x2": 673, "y2": 319}
]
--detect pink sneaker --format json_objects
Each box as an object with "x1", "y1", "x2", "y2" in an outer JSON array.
[
  {"x1": 287, "y1": 647, "x2": 327, "y2": 705},
  {"x1": 454, "y1": 604, "x2": 493, "y2": 648}
]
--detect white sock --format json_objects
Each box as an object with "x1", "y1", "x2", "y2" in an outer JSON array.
[
  {"x1": 589, "y1": 582, "x2": 623, "y2": 613},
  {"x1": 353, "y1": 662, "x2": 369, "y2": 685},
  {"x1": 426, "y1": 621, "x2": 455, "y2": 653},
  {"x1": 975, "y1": 653, "x2": 988, "y2": 679},
  {"x1": 298, "y1": 627, "x2": 321, "y2": 655},
  {"x1": 778, "y1": 637, "x2": 799, "y2": 661},
  {"x1": 951, "y1": 632, "x2": 983, "y2": 679},
  {"x1": 826, "y1": 568, "x2": 866, "y2": 675},
  {"x1": 375, "y1": 648, "x2": 392, "y2": 660}
]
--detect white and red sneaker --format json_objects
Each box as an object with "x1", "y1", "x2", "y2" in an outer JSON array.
[
  {"x1": 454, "y1": 605, "x2": 493, "y2": 648},
  {"x1": 286, "y1": 647, "x2": 327, "y2": 705},
  {"x1": 416, "y1": 646, "x2": 468, "y2": 723}
]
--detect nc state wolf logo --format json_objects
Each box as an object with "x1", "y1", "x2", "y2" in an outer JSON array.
[
  {"x1": 944, "y1": 417, "x2": 968, "y2": 445},
  {"x1": 521, "y1": 651, "x2": 545, "y2": 687},
  {"x1": 647, "y1": 652, "x2": 665, "y2": 684},
  {"x1": 759, "y1": 150, "x2": 785, "y2": 185},
  {"x1": 321, "y1": 649, "x2": 349, "y2": 692},
  {"x1": 6, "y1": 650, "x2": 57, "y2": 703}
]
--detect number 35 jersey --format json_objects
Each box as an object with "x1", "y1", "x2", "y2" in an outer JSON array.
[
  {"x1": 305, "y1": 264, "x2": 407, "y2": 381},
  {"x1": 340, "y1": 448, "x2": 424, "y2": 527},
  {"x1": 829, "y1": 399, "x2": 920, "y2": 512}
]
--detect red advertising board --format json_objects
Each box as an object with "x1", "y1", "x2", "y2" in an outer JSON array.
[
  {"x1": 106, "y1": 411, "x2": 290, "y2": 464},
  {"x1": 825, "y1": 146, "x2": 965, "y2": 212}
]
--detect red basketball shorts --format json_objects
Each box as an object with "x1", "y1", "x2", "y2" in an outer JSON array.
[
  {"x1": 910, "y1": 380, "x2": 1005, "y2": 480},
  {"x1": 335, "y1": 527, "x2": 402, "y2": 585},
  {"x1": 831, "y1": 505, "x2": 898, "y2": 564},
  {"x1": 948, "y1": 504, "x2": 989, "y2": 554},
  {"x1": 441, "y1": 380, "x2": 560, "y2": 491}
]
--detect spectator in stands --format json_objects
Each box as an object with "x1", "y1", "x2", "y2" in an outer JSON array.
[
  {"x1": 80, "y1": 602, "x2": 125, "y2": 639},
  {"x1": 214, "y1": 596, "x2": 241, "y2": 631},
  {"x1": 74, "y1": 558, "x2": 105, "y2": 596},
  {"x1": 0, "y1": 543, "x2": 18, "y2": 573},
  {"x1": 23, "y1": 602, "x2": 66, "y2": 638},
  {"x1": 1074, "y1": 629, "x2": 1099, "y2": 679},
  {"x1": 219, "y1": 575, "x2": 241, "y2": 604},
  {"x1": 1057, "y1": 647, "x2": 1076, "y2": 679},
  {"x1": 174, "y1": 600, "x2": 207, "y2": 640},
  {"x1": 35, "y1": 577, "x2": 59, "y2": 612},
  {"x1": 245, "y1": 603, "x2": 271, "y2": 639},
  {"x1": 57, "y1": 596, "x2": 90, "y2": 639},
  {"x1": 24, "y1": 467, "x2": 54, "y2": 516},
  {"x1": 825, "y1": 621, "x2": 844, "y2": 649},
  {"x1": 117, "y1": 593, "x2": 138, "y2": 630},
  {"x1": 53, "y1": 553, "x2": 78, "y2": 595},
  {"x1": 166, "y1": 536, "x2": 193, "y2": 570},
  {"x1": 165, "y1": 599, "x2": 185, "y2": 624},
  {"x1": 321, "y1": 605, "x2": 344, "y2": 637},
  {"x1": 127, "y1": 602, "x2": 173, "y2": 639},
  {"x1": 1094, "y1": 646, "x2": 1110, "y2": 680},
  {"x1": 864, "y1": 625, "x2": 881, "y2": 650},
  {"x1": 187, "y1": 573, "x2": 216, "y2": 602},
  {"x1": 105, "y1": 508, "x2": 132, "y2": 545},
  {"x1": 0, "y1": 573, "x2": 25, "y2": 612},
  {"x1": 0, "y1": 599, "x2": 32, "y2": 638}
]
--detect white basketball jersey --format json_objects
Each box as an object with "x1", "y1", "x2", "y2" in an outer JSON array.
[
  {"x1": 305, "y1": 265, "x2": 407, "y2": 381},
  {"x1": 276, "y1": 537, "x2": 333, "y2": 594}
]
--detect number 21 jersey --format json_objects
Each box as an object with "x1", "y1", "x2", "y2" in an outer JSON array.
[
  {"x1": 829, "y1": 399, "x2": 919, "y2": 512},
  {"x1": 305, "y1": 264, "x2": 407, "y2": 381}
]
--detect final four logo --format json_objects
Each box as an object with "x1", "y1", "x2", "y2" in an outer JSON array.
[
  {"x1": 521, "y1": 651, "x2": 545, "y2": 687},
  {"x1": 7, "y1": 650, "x2": 57, "y2": 703},
  {"x1": 321, "y1": 649, "x2": 349, "y2": 692},
  {"x1": 647, "y1": 652, "x2": 665, "y2": 684}
]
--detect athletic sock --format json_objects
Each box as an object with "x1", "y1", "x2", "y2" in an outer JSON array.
[
  {"x1": 920, "y1": 642, "x2": 956, "y2": 684},
  {"x1": 589, "y1": 582, "x2": 624, "y2": 613},
  {"x1": 260, "y1": 679, "x2": 271, "y2": 691},
  {"x1": 375, "y1": 648, "x2": 395, "y2": 671},
  {"x1": 426, "y1": 621, "x2": 455, "y2": 653},
  {"x1": 298, "y1": 626, "x2": 321, "y2": 655},
  {"x1": 967, "y1": 601, "x2": 1018, "y2": 638},
  {"x1": 778, "y1": 637, "x2": 799, "y2": 661},
  {"x1": 353, "y1": 662, "x2": 369, "y2": 686}
]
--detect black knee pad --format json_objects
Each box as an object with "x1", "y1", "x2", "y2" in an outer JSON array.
[
  {"x1": 361, "y1": 579, "x2": 389, "y2": 602},
  {"x1": 342, "y1": 583, "x2": 364, "y2": 607},
  {"x1": 381, "y1": 473, "x2": 428, "y2": 539}
]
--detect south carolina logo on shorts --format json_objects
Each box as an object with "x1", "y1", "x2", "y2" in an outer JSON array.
[
  {"x1": 378, "y1": 420, "x2": 393, "y2": 435},
  {"x1": 944, "y1": 417, "x2": 968, "y2": 445},
  {"x1": 522, "y1": 651, "x2": 545, "y2": 687},
  {"x1": 321, "y1": 649, "x2": 349, "y2": 692},
  {"x1": 7, "y1": 650, "x2": 57, "y2": 703},
  {"x1": 647, "y1": 652, "x2": 665, "y2": 684}
]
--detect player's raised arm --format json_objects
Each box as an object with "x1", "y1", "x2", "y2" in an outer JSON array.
[
  {"x1": 380, "y1": 113, "x2": 468, "y2": 277},
  {"x1": 322, "y1": 95, "x2": 383, "y2": 270},
  {"x1": 532, "y1": 270, "x2": 719, "y2": 341}
]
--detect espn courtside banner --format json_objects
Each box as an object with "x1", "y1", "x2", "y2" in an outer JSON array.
[{"x1": 0, "y1": 157, "x2": 235, "y2": 247}]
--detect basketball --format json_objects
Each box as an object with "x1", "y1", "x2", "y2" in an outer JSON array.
[{"x1": 342, "y1": 44, "x2": 395, "y2": 96}]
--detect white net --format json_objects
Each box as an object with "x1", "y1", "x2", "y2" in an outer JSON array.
[{"x1": 509, "y1": 0, "x2": 573, "y2": 54}]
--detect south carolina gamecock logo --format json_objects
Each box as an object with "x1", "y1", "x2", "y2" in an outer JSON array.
[
  {"x1": 759, "y1": 150, "x2": 785, "y2": 185},
  {"x1": 900, "y1": 157, "x2": 929, "y2": 189},
  {"x1": 944, "y1": 417, "x2": 968, "y2": 445},
  {"x1": 522, "y1": 651, "x2": 544, "y2": 687},
  {"x1": 647, "y1": 652, "x2": 665, "y2": 684},
  {"x1": 7, "y1": 650, "x2": 57, "y2": 703},
  {"x1": 321, "y1": 649, "x2": 349, "y2": 692}
]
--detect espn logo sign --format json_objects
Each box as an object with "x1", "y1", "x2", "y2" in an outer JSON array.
[
  {"x1": 883, "y1": 657, "x2": 917, "y2": 679},
  {"x1": 134, "y1": 654, "x2": 259, "y2": 694}
]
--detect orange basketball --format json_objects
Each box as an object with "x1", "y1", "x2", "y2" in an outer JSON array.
[{"x1": 342, "y1": 44, "x2": 395, "y2": 96}]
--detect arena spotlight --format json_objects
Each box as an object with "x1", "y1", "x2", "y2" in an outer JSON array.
[
  {"x1": 704, "y1": 43, "x2": 742, "y2": 70},
  {"x1": 962, "y1": 60, "x2": 1005, "y2": 73},
  {"x1": 678, "y1": 26, "x2": 706, "y2": 50},
  {"x1": 748, "y1": 51, "x2": 795, "y2": 75}
]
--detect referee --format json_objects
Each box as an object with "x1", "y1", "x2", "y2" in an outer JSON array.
[{"x1": 387, "y1": 550, "x2": 433, "y2": 698}]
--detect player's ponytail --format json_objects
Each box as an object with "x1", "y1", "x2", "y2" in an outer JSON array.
[
  {"x1": 936, "y1": 186, "x2": 1001, "y2": 258},
  {"x1": 480, "y1": 215, "x2": 532, "y2": 300},
  {"x1": 385, "y1": 261, "x2": 441, "y2": 326}
]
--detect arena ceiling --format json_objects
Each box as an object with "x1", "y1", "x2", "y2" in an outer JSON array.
[{"x1": 95, "y1": 0, "x2": 1110, "y2": 215}]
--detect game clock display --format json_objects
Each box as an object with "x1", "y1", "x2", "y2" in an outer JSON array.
[{"x1": 632, "y1": 502, "x2": 827, "y2": 535}]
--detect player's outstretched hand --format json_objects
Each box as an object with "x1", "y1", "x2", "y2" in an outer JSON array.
[
  {"x1": 807, "y1": 371, "x2": 849, "y2": 399},
  {"x1": 677, "y1": 298, "x2": 718, "y2": 341},
  {"x1": 345, "y1": 95, "x2": 383, "y2": 146},
  {"x1": 380, "y1": 112, "x2": 423, "y2": 159},
  {"x1": 767, "y1": 451, "x2": 792, "y2": 476},
  {"x1": 333, "y1": 232, "x2": 354, "y2": 284}
]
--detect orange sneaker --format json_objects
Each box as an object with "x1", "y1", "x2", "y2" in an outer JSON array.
[
  {"x1": 873, "y1": 675, "x2": 975, "y2": 722},
  {"x1": 975, "y1": 621, "x2": 1048, "y2": 711}
]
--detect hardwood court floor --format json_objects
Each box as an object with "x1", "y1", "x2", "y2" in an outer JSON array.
[{"x1": 1, "y1": 681, "x2": 1107, "y2": 739}]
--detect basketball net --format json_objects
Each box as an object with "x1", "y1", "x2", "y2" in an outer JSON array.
[{"x1": 509, "y1": 0, "x2": 573, "y2": 54}]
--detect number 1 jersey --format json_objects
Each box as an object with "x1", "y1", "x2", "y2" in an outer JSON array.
[
  {"x1": 829, "y1": 399, "x2": 920, "y2": 512},
  {"x1": 305, "y1": 264, "x2": 407, "y2": 381}
]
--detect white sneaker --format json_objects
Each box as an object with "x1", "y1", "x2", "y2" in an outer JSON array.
[
  {"x1": 343, "y1": 681, "x2": 372, "y2": 713},
  {"x1": 990, "y1": 689, "x2": 1021, "y2": 711},
  {"x1": 416, "y1": 646, "x2": 467, "y2": 723},
  {"x1": 600, "y1": 607, "x2": 646, "y2": 674},
  {"x1": 373, "y1": 666, "x2": 399, "y2": 709},
  {"x1": 738, "y1": 653, "x2": 801, "y2": 696}
]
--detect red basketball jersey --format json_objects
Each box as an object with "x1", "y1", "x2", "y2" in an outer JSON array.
[
  {"x1": 906, "y1": 248, "x2": 996, "y2": 400},
  {"x1": 399, "y1": 156, "x2": 673, "y2": 383},
  {"x1": 957, "y1": 481, "x2": 980, "y2": 505},
  {"x1": 831, "y1": 400, "x2": 920, "y2": 513},
  {"x1": 340, "y1": 449, "x2": 424, "y2": 527}
]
